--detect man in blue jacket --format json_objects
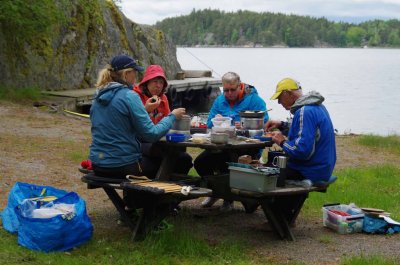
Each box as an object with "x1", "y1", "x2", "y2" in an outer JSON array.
[
  {"x1": 195, "y1": 72, "x2": 269, "y2": 211},
  {"x1": 265, "y1": 78, "x2": 336, "y2": 183}
]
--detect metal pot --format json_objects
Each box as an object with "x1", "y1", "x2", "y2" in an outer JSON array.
[
  {"x1": 239, "y1": 110, "x2": 265, "y2": 118},
  {"x1": 240, "y1": 117, "x2": 264, "y2": 130},
  {"x1": 172, "y1": 115, "x2": 191, "y2": 131}
]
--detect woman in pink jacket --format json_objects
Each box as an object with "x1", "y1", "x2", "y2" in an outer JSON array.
[{"x1": 134, "y1": 65, "x2": 193, "y2": 175}]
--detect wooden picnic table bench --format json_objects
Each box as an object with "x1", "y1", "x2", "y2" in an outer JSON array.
[
  {"x1": 231, "y1": 184, "x2": 332, "y2": 241},
  {"x1": 81, "y1": 173, "x2": 211, "y2": 240}
]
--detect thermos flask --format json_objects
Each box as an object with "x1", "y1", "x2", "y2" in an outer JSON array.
[{"x1": 273, "y1": 156, "x2": 287, "y2": 187}]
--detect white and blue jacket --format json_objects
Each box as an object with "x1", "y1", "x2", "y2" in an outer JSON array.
[
  {"x1": 282, "y1": 91, "x2": 336, "y2": 182},
  {"x1": 89, "y1": 82, "x2": 175, "y2": 168}
]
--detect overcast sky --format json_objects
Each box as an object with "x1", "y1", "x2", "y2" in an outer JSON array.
[{"x1": 119, "y1": 0, "x2": 400, "y2": 25}]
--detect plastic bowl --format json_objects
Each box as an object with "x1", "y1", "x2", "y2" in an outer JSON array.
[
  {"x1": 166, "y1": 133, "x2": 187, "y2": 142},
  {"x1": 211, "y1": 126, "x2": 236, "y2": 138},
  {"x1": 211, "y1": 116, "x2": 232, "y2": 127}
]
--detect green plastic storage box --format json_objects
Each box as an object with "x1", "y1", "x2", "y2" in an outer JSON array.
[{"x1": 229, "y1": 166, "x2": 278, "y2": 193}]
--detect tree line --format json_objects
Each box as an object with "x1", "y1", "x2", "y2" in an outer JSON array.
[{"x1": 155, "y1": 9, "x2": 400, "y2": 47}]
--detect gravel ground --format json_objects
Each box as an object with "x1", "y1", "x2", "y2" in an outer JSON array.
[{"x1": 1, "y1": 101, "x2": 400, "y2": 264}]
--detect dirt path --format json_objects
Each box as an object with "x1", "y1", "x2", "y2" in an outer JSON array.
[{"x1": 1, "y1": 101, "x2": 399, "y2": 264}]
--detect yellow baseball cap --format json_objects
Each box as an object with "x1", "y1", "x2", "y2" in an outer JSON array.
[{"x1": 270, "y1": 78, "x2": 301, "y2": 100}]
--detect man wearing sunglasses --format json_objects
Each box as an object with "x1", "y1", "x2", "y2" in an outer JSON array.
[
  {"x1": 205, "y1": 72, "x2": 269, "y2": 128},
  {"x1": 195, "y1": 71, "x2": 269, "y2": 211}
]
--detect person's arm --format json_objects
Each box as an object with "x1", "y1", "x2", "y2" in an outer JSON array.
[
  {"x1": 126, "y1": 91, "x2": 174, "y2": 142},
  {"x1": 264, "y1": 120, "x2": 281, "y2": 131},
  {"x1": 206, "y1": 97, "x2": 220, "y2": 128},
  {"x1": 282, "y1": 107, "x2": 317, "y2": 160}
]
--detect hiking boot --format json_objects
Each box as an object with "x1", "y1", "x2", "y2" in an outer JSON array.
[
  {"x1": 220, "y1": 200, "x2": 233, "y2": 212},
  {"x1": 201, "y1": 197, "x2": 219, "y2": 208}
]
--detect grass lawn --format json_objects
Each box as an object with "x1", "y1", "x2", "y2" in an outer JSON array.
[{"x1": 1, "y1": 106, "x2": 399, "y2": 265}]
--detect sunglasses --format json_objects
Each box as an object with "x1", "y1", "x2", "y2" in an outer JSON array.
[{"x1": 223, "y1": 88, "x2": 238, "y2": 93}]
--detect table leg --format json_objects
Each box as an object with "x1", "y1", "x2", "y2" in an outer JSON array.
[
  {"x1": 155, "y1": 147, "x2": 181, "y2": 180},
  {"x1": 132, "y1": 202, "x2": 174, "y2": 241},
  {"x1": 259, "y1": 199, "x2": 294, "y2": 240},
  {"x1": 279, "y1": 194, "x2": 308, "y2": 226},
  {"x1": 259, "y1": 193, "x2": 310, "y2": 241}
]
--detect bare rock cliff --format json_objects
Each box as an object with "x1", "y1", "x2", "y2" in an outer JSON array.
[{"x1": 0, "y1": 0, "x2": 181, "y2": 91}]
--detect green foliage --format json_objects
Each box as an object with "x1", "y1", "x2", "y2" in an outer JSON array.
[
  {"x1": 0, "y1": 0, "x2": 68, "y2": 50},
  {"x1": 0, "y1": 225, "x2": 255, "y2": 265},
  {"x1": 346, "y1": 26, "x2": 366, "y2": 46},
  {"x1": 357, "y1": 134, "x2": 400, "y2": 155},
  {"x1": 341, "y1": 255, "x2": 400, "y2": 265},
  {"x1": 155, "y1": 9, "x2": 400, "y2": 47},
  {"x1": 0, "y1": 86, "x2": 42, "y2": 102}
]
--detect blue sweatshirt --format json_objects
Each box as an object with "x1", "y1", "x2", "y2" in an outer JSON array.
[
  {"x1": 282, "y1": 91, "x2": 336, "y2": 182},
  {"x1": 89, "y1": 82, "x2": 175, "y2": 168}
]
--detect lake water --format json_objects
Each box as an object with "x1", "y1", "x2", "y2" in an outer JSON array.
[{"x1": 177, "y1": 48, "x2": 400, "y2": 136}]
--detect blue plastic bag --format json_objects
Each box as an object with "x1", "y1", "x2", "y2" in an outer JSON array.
[
  {"x1": 363, "y1": 214, "x2": 400, "y2": 235},
  {"x1": 15, "y1": 191, "x2": 93, "y2": 252},
  {"x1": 1, "y1": 182, "x2": 69, "y2": 233}
]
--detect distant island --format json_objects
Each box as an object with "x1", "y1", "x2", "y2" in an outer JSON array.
[{"x1": 155, "y1": 9, "x2": 400, "y2": 48}]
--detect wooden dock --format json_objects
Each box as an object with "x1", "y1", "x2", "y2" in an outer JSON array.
[{"x1": 42, "y1": 76, "x2": 222, "y2": 114}]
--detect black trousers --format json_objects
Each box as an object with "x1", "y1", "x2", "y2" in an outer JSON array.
[{"x1": 92, "y1": 156, "x2": 160, "y2": 180}]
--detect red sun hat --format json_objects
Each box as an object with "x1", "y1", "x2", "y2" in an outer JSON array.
[{"x1": 139, "y1": 65, "x2": 168, "y2": 89}]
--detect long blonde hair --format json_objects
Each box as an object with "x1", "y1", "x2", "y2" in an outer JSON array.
[{"x1": 96, "y1": 64, "x2": 133, "y2": 89}]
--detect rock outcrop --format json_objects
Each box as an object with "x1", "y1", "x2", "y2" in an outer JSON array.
[{"x1": 0, "y1": 0, "x2": 181, "y2": 91}]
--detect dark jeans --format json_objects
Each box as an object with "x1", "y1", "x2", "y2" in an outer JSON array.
[
  {"x1": 194, "y1": 150, "x2": 230, "y2": 177},
  {"x1": 285, "y1": 167, "x2": 304, "y2": 180},
  {"x1": 92, "y1": 156, "x2": 160, "y2": 180},
  {"x1": 194, "y1": 149, "x2": 260, "y2": 177},
  {"x1": 194, "y1": 149, "x2": 258, "y2": 204},
  {"x1": 92, "y1": 158, "x2": 161, "y2": 209}
]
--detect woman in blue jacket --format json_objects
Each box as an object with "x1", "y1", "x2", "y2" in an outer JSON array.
[{"x1": 89, "y1": 55, "x2": 186, "y2": 180}]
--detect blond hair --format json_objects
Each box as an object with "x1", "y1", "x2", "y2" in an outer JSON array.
[{"x1": 96, "y1": 64, "x2": 133, "y2": 89}]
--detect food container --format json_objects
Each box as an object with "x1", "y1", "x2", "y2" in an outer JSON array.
[
  {"x1": 165, "y1": 133, "x2": 188, "y2": 142},
  {"x1": 211, "y1": 116, "x2": 232, "y2": 127},
  {"x1": 236, "y1": 129, "x2": 264, "y2": 137},
  {"x1": 322, "y1": 203, "x2": 364, "y2": 234},
  {"x1": 197, "y1": 112, "x2": 209, "y2": 123},
  {"x1": 172, "y1": 115, "x2": 191, "y2": 131},
  {"x1": 211, "y1": 126, "x2": 236, "y2": 138},
  {"x1": 229, "y1": 165, "x2": 278, "y2": 192},
  {"x1": 210, "y1": 133, "x2": 229, "y2": 144},
  {"x1": 191, "y1": 133, "x2": 209, "y2": 144},
  {"x1": 190, "y1": 127, "x2": 208, "y2": 134},
  {"x1": 240, "y1": 117, "x2": 264, "y2": 130}
]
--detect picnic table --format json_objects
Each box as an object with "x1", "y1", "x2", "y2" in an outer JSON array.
[
  {"x1": 154, "y1": 137, "x2": 334, "y2": 241},
  {"x1": 80, "y1": 136, "x2": 335, "y2": 241},
  {"x1": 154, "y1": 137, "x2": 272, "y2": 180}
]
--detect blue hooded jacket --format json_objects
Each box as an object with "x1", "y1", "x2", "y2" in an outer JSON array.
[
  {"x1": 207, "y1": 84, "x2": 269, "y2": 128},
  {"x1": 89, "y1": 82, "x2": 175, "y2": 168},
  {"x1": 282, "y1": 91, "x2": 336, "y2": 182}
]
